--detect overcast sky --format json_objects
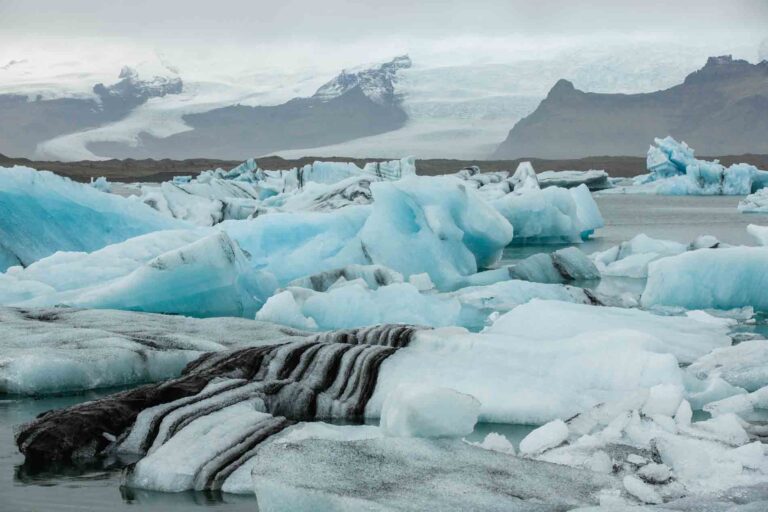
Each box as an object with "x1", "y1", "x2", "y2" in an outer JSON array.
[
  {"x1": 0, "y1": 0, "x2": 766, "y2": 81},
  {"x1": 2, "y1": 0, "x2": 767, "y2": 41}
]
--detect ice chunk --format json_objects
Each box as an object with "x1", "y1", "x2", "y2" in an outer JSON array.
[
  {"x1": 642, "y1": 384, "x2": 684, "y2": 417},
  {"x1": 89, "y1": 176, "x2": 111, "y2": 192},
  {"x1": 359, "y1": 176, "x2": 514, "y2": 286},
  {"x1": 511, "y1": 246, "x2": 600, "y2": 283},
  {"x1": 379, "y1": 386, "x2": 480, "y2": 438},
  {"x1": 607, "y1": 137, "x2": 768, "y2": 196},
  {"x1": 739, "y1": 189, "x2": 768, "y2": 213},
  {"x1": 3, "y1": 232, "x2": 273, "y2": 318},
  {"x1": 257, "y1": 278, "x2": 601, "y2": 332},
  {"x1": 747, "y1": 224, "x2": 768, "y2": 246},
  {"x1": 286, "y1": 264, "x2": 403, "y2": 292},
  {"x1": 256, "y1": 282, "x2": 461, "y2": 331},
  {"x1": 688, "y1": 339, "x2": 768, "y2": 392},
  {"x1": 493, "y1": 184, "x2": 604, "y2": 243},
  {"x1": 591, "y1": 234, "x2": 687, "y2": 278},
  {"x1": 537, "y1": 169, "x2": 612, "y2": 191},
  {"x1": 134, "y1": 179, "x2": 263, "y2": 226},
  {"x1": 642, "y1": 247, "x2": 768, "y2": 311},
  {"x1": 0, "y1": 166, "x2": 181, "y2": 271},
  {"x1": 519, "y1": 420, "x2": 569, "y2": 455},
  {"x1": 250, "y1": 437, "x2": 617, "y2": 511},
  {"x1": 220, "y1": 206, "x2": 370, "y2": 285},
  {"x1": 623, "y1": 475, "x2": 663, "y2": 504},
  {"x1": 484, "y1": 300, "x2": 732, "y2": 364},
  {"x1": 369, "y1": 325, "x2": 684, "y2": 424},
  {"x1": 467, "y1": 432, "x2": 516, "y2": 455}
]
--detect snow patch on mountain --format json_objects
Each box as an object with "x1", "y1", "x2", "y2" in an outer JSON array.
[{"x1": 313, "y1": 55, "x2": 411, "y2": 105}]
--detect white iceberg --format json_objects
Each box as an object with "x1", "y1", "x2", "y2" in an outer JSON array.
[
  {"x1": 0, "y1": 307, "x2": 306, "y2": 395},
  {"x1": 739, "y1": 188, "x2": 768, "y2": 213},
  {"x1": 483, "y1": 299, "x2": 732, "y2": 364},
  {"x1": 591, "y1": 234, "x2": 687, "y2": 278},
  {"x1": 379, "y1": 386, "x2": 480, "y2": 438}
]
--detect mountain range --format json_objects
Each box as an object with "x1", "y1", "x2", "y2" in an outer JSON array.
[
  {"x1": 495, "y1": 56, "x2": 768, "y2": 158},
  {"x1": 1, "y1": 46, "x2": 766, "y2": 161}
]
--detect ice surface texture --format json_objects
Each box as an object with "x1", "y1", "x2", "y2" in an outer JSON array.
[
  {"x1": 0, "y1": 306, "x2": 306, "y2": 395},
  {"x1": 251, "y1": 437, "x2": 616, "y2": 511},
  {"x1": 642, "y1": 247, "x2": 768, "y2": 311},
  {"x1": 0, "y1": 166, "x2": 181, "y2": 271}
]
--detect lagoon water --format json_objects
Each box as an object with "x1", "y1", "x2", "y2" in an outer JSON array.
[{"x1": 2, "y1": 194, "x2": 768, "y2": 511}]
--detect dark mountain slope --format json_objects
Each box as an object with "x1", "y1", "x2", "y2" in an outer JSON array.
[{"x1": 494, "y1": 56, "x2": 768, "y2": 159}]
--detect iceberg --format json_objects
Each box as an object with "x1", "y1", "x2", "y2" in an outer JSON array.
[
  {"x1": 483, "y1": 299, "x2": 732, "y2": 364},
  {"x1": 687, "y1": 339, "x2": 768, "y2": 392},
  {"x1": 0, "y1": 231, "x2": 274, "y2": 317},
  {"x1": 453, "y1": 163, "x2": 605, "y2": 242},
  {"x1": 256, "y1": 278, "x2": 602, "y2": 332},
  {"x1": 607, "y1": 136, "x2": 768, "y2": 195},
  {"x1": 250, "y1": 437, "x2": 616, "y2": 511},
  {"x1": 17, "y1": 318, "x2": 689, "y2": 467},
  {"x1": 0, "y1": 306, "x2": 306, "y2": 395},
  {"x1": 739, "y1": 188, "x2": 768, "y2": 213},
  {"x1": 642, "y1": 247, "x2": 768, "y2": 311},
  {"x1": 536, "y1": 169, "x2": 612, "y2": 191},
  {"x1": 590, "y1": 234, "x2": 688, "y2": 278},
  {"x1": 134, "y1": 179, "x2": 264, "y2": 226},
  {"x1": 357, "y1": 176, "x2": 514, "y2": 286},
  {"x1": 0, "y1": 166, "x2": 182, "y2": 271},
  {"x1": 493, "y1": 184, "x2": 604, "y2": 243},
  {"x1": 523, "y1": 392, "x2": 768, "y2": 500}
]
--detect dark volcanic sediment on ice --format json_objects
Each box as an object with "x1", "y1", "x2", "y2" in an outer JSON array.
[{"x1": 16, "y1": 323, "x2": 421, "y2": 468}]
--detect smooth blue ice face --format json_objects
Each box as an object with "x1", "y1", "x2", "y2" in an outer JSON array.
[{"x1": 0, "y1": 166, "x2": 182, "y2": 271}]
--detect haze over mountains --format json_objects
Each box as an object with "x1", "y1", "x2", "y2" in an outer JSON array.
[
  {"x1": 0, "y1": 38, "x2": 766, "y2": 161},
  {"x1": 495, "y1": 56, "x2": 768, "y2": 158}
]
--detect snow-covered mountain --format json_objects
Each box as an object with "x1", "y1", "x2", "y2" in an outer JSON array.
[{"x1": 0, "y1": 37, "x2": 764, "y2": 161}]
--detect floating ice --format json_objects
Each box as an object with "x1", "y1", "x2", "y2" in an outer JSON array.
[
  {"x1": 1, "y1": 231, "x2": 274, "y2": 317},
  {"x1": 519, "y1": 419, "x2": 569, "y2": 455},
  {"x1": 591, "y1": 233, "x2": 687, "y2": 278},
  {"x1": 747, "y1": 224, "x2": 768, "y2": 246},
  {"x1": 379, "y1": 386, "x2": 480, "y2": 438},
  {"x1": 250, "y1": 437, "x2": 617, "y2": 511},
  {"x1": 537, "y1": 169, "x2": 612, "y2": 191},
  {"x1": 0, "y1": 307, "x2": 306, "y2": 395},
  {"x1": 739, "y1": 189, "x2": 768, "y2": 213},
  {"x1": 0, "y1": 166, "x2": 181, "y2": 271},
  {"x1": 358, "y1": 176, "x2": 514, "y2": 286},
  {"x1": 484, "y1": 299, "x2": 732, "y2": 364},
  {"x1": 607, "y1": 137, "x2": 768, "y2": 195},
  {"x1": 688, "y1": 339, "x2": 768, "y2": 392},
  {"x1": 642, "y1": 247, "x2": 768, "y2": 311},
  {"x1": 494, "y1": 184, "x2": 604, "y2": 243},
  {"x1": 134, "y1": 179, "x2": 264, "y2": 226},
  {"x1": 257, "y1": 278, "x2": 601, "y2": 332},
  {"x1": 528, "y1": 394, "x2": 768, "y2": 499}
]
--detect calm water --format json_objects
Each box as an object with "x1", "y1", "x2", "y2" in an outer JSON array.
[{"x1": 2, "y1": 194, "x2": 768, "y2": 511}]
